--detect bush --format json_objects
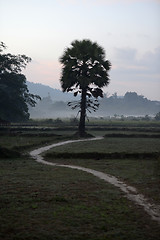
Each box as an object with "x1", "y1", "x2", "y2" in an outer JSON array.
[
  {"x1": 54, "y1": 118, "x2": 63, "y2": 125},
  {"x1": 70, "y1": 117, "x2": 79, "y2": 126}
]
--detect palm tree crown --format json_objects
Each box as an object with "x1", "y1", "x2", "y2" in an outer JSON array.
[{"x1": 60, "y1": 39, "x2": 111, "y2": 93}]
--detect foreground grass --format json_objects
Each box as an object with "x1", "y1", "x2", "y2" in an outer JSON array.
[
  {"x1": 0, "y1": 157, "x2": 160, "y2": 240},
  {"x1": 45, "y1": 156, "x2": 160, "y2": 205},
  {"x1": 44, "y1": 137, "x2": 160, "y2": 205}
]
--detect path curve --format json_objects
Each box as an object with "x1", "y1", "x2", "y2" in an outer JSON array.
[{"x1": 30, "y1": 137, "x2": 160, "y2": 224}]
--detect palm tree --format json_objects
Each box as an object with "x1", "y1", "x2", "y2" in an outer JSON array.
[{"x1": 59, "y1": 39, "x2": 111, "y2": 137}]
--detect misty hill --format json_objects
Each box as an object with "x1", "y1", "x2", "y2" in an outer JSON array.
[
  {"x1": 27, "y1": 81, "x2": 75, "y2": 102},
  {"x1": 98, "y1": 92, "x2": 160, "y2": 117},
  {"x1": 28, "y1": 87, "x2": 160, "y2": 119}
]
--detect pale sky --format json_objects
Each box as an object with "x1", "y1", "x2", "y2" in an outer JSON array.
[{"x1": 1, "y1": 0, "x2": 160, "y2": 100}]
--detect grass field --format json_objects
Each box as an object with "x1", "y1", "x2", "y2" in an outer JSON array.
[
  {"x1": 0, "y1": 157, "x2": 160, "y2": 240},
  {"x1": 45, "y1": 137, "x2": 160, "y2": 154},
  {"x1": 0, "y1": 121, "x2": 160, "y2": 239}
]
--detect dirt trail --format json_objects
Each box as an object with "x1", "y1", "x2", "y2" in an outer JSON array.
[{"x1": 30, "y1": 137, "x2": 160, "y2": 224}]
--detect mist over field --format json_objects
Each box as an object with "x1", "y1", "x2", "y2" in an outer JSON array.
[{"x1": 27, "y1": 81, "x2": 160, "y2": 119}]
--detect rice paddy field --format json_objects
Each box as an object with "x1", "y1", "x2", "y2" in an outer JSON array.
[{"x1": 0, "y1": 119, "x2": 160, "y2": 240}]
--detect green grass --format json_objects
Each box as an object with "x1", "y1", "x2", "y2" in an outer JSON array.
[
  {"x1": 45, "y1": 137, "x2": 160, "y2": 154},
  {"x1": 1, "y1": 132, "x2": 160, "y2": 153},
  {"x1": 88, "y1": 130, "x2": 160, "y2": 137},
  {"x1": 45, "y1": 157, "x2": 160, "y2": 205},
  {"x1": 0, "y1": 124, "x2": 160, "y2": 239},
  {"x1": 85, "y1": 119, "x2": 160, "y2": 127},
  {"x1": 0, "y1": 157, "x2": 160, "y2": 240},
  {"x1": 44, "y1": 137, "x2": 160, "y2": 205},
  {"x1": 0, "y1": 134, "x2": 70, "y2": 152}
]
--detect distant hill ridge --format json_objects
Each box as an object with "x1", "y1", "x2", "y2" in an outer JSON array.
[{"x1": 26, "y1": 81, "x2": 75, "y2": 102}]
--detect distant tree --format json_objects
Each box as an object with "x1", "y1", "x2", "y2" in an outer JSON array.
[
  {"x1": 70, "y1": 117, "x2": 79, "y2": 126},
  {"x1": 143, "y1": 115, "x2": 150, "y2": 121},
  {"x1": 54, "y1": 118, "x2": 63, "y2": 125},
  {"x1": 112, "y1": 92, "x2": 118, "y2": 99},
  {"x1": 59, "y1": 39, "x2": 111, "y2": 137},
  {"x1": 124, "y1": 92, "x2": 148, "y2": 104},
  {"x1": 124, "y1": 92, "x2": 138, "y2": 102},
  {"x1": 155, "y1": 112, "x2": 160, "y2": 121},
  {"x1": 0, "y1": 42, "x2": 40, "y2": 122}
]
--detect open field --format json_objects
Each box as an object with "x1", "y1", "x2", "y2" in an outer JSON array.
[
  {"x1": 45, "y1": 156, "x2": 160, "y2": 205},
  {"x1": 0, "y1": 120, "x2": 160, "y2": 239},
  {"x1": 0, "y1": 157, "x2": 160, "y2": 240}
]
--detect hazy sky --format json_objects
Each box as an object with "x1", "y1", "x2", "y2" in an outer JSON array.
[{"x1": 1, "y1": 0, "x2": 160, "y2": 100}]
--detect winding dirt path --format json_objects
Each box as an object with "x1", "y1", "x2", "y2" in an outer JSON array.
[{"x1": 30, "y1": 137, "x2": 160, "y2": 224}]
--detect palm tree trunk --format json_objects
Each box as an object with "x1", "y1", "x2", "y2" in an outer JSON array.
[{"x1": 79, "y1": 88, "x2": 86, "y2": 137}]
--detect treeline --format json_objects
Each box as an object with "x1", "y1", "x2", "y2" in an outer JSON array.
[
  {"x1": 98, "y1": 92, "x2": 160, "y2": 116},
  {"x1": 29, "y1": 91, "x2": 160, "y2": 118}
]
